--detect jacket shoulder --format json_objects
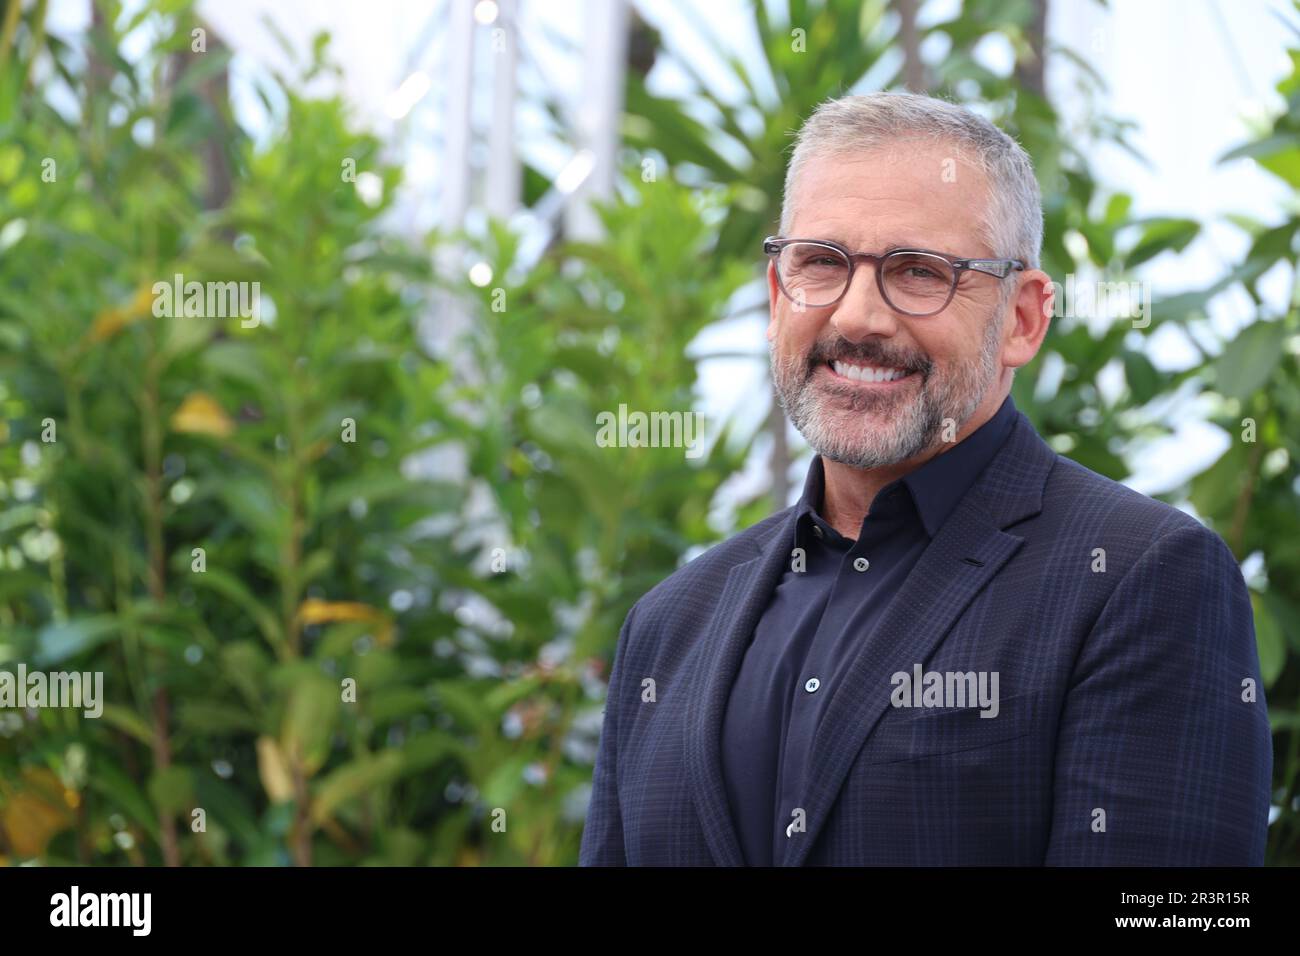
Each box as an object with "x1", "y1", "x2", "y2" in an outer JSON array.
[
  {"x1": 1046, "y1": 452, "x2": 1218, "y2": 545},
  {"x1": 631, "y1": 506, "x2": 793, "y2": 614}
]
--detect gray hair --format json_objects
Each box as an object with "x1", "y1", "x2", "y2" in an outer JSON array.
[{"x1": 779, "y1": 92, "x2": 1043, "y2": 271}]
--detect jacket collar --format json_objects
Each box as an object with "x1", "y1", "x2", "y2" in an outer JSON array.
[{"x1": 793, "y1": 394, "x2": 1020, "y2": 545}]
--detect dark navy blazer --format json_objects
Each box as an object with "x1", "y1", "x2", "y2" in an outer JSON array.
[
  {"x1": 721, "y1": 395, "x2": 1018, "y2": 865},
  {"x1": 578, "y1": 405, "x2": 1273, "y2": 865}
]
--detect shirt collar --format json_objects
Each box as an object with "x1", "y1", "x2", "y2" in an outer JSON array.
[{"x1": 793, "y1": 393, "x2": 1019, "y2": 544}]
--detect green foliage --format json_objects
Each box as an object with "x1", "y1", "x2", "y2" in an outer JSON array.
[
  {"x1": 426, "y1": 178, "x2": 760, "y2": 862},
  {"x1": 1, "y1": 0, "x2": 1297, "y2": 867},
  {"x1": 1191, "y1": 9, "x2": 1300, "y2": 861},
  {"x1": 0, "y1": 0, "x2": 757, "y2": 866},
  {"x1": 0, "y1": 0, "x2": 462, "y2": 865}
]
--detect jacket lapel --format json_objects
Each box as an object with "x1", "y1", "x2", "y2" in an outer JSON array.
[
  {"x1": 682, "y1": 411, "x2": 1056, "y2": 867},
  {"x1": 683, "y1": 507, "x2": 798, "y2": 866},
  {"x1": 780, "y1": 412, "x2": 1055, "y2": 866}
]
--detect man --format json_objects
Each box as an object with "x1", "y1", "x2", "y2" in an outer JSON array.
[{"x1": 579, "y1": 92, "x2": 1272, "y2": 866}]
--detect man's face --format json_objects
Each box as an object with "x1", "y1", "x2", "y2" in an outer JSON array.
[{"x1": 768, "y1": 143, "x2": 1013, "y2": 469}]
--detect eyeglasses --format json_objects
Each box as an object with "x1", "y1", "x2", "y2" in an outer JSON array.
[{"x1": 764, "y1": 236, "x2": 1025, "y2": 316}]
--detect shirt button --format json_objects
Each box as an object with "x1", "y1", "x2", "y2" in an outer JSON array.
[
  {"x1": 804, "y1": 677, "x2": 820, "y2": 693},
  {"x1": 853, "y1": 557, "x2": 870, "y2": 572},
  {"x1": 811, "y1": 525, "x2": 824, "y2": 538}
]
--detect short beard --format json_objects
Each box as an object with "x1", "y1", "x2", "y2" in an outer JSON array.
[{"x1": 770, "y1": 303, "x2": 1006, "y2": 470}]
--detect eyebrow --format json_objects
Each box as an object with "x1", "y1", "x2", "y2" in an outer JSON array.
[
  {"x1": 882, "y1": 241, "x2": 944, "y2": 253},
  {"x1": 805, "y1": 236, "x2": 950, "y2": 253}
]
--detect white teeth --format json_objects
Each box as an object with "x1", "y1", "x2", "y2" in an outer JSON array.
[{"x1": 832, "y1": 360, "x2": 908, "y2": 383}]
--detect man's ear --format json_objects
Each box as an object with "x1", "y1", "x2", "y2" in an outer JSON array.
[
  {"x1": 766, "y1": 260, "x2": 780, "y2": 343},
  {"x1": 1002, "y1": 269, "x2": 1053, "y2": 369}
]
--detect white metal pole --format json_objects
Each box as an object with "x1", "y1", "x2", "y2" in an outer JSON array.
[
  {"x1": 485, "y1": 0, "x2": 520, "y2": 220},
  {"x1": 430, "y1": 0, "x2": 478, "y2": 358},
  {"x1": 440, "y1": 0, "x2": 477, "y2": 233},
  {"x1": 564, "y1": 0, "x2": 628, "y2": 242}
]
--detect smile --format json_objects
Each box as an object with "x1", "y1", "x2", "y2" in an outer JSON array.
[{"x1": 826, "y1": 359, "x2": 917, "y2": 385}]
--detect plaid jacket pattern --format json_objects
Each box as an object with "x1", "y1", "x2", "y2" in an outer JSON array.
[{"x1": 579, "y1": 408, "x2": 1272, "y2": 866}]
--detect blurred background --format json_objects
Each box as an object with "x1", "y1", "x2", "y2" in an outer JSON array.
[{"x1": 1, "y1": 0, "x2": 1299, "y2": 865}]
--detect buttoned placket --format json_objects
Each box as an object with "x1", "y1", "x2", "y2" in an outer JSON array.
[{"x1": 775, "y1": 488, "x2": 906, "y2": 858}]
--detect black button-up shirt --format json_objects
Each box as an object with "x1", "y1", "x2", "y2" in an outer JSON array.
[{"x1": 719, "y1": 394, "x2": 1019, "y2": 865}]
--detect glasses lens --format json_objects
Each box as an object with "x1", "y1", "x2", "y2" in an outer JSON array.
[
  {"x1": 776, "y1": 242, "x2": 850, "y2": 308},
  {"x1": 881, "y1": 252, "x2": 955, "y2": 314}
]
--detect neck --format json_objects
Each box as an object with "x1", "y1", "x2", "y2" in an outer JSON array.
[
  {"x1": 820, "y1": 456, "x2": 917, "y2": 540},
  {"x1": 818, "y1": 384, "x2": 1009, "y2": 540}
]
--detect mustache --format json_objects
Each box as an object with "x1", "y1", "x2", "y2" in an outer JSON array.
[{"x1": 804, "y1": 338, "x2": 932, "y2": 376}]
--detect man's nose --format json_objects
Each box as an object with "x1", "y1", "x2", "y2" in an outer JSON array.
[{"x1": 831, "y1": 260, "x2": 901, "y2": 343}]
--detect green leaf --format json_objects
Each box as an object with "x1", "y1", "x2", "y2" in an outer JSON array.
[
  {"x1": 298, "y1": 548, "x2": 334, "y2": 587},
  {"x1": 221, "y1": 642, "x2": 273, "y2": 709},
  {"x1": 1104, "y1": 193, "x2": 1132, "y2": 224},
  {"x1": 310, "y1": 752, "x2": 404, "y2": 825},
  {"x1": 280, "y1": 671, "x2": 339, "y2": 775},
  {"x1": 216, "y1": 477, "x2": 286, "y2": 542},
  {"x1": 1122, "y1": 350, "x2": 1162, "y2": 404},
  {"x1": 172, "y1": 49, "x2": 235, "y2": 97},
  {"x1": 187, "y1": 567, "x2": 285, "y2": 652},
  {"x1": 34, "y1": 616, "x2": 120, "y2": 667},
  {"x1": 99, "y1": 704, "x2": 155, "y2": 747},
  {"x1": 484, "y1": 675, "x2": 543, "y2": 712},
  {"x1": 366, "y1": 687, "x2": 433, "y2": 723},
  {"x1": 200, "y1": 341, "x2": 272, "y2": 392},
  {"x1": 176, "y1": 700, "x2": 261, "y2": 736},
  {"x1": 398, "y1": 730, "x2": 461, "y2": 773},
  {"x1": 1270, "y1": 710, "x2": 1300, "y2": 732},
  {"x1": 481, "y1": 755, "x2": 528, "y2": 808},
  {"x1": 1220, "y1": 134, "x2": 1300, "y2": 188},
  {"x1": 148, "y1": 766, "x2": 196, "y2": 815},
  {"x1": 1124, "y1": 217, "x2": 1199, "y2": 269},
  {"x1": 1189, "y1": 439, "x2": 1249, "y2": 521},
  {"x1": 1261, "y1": 589, "x2": 1300, "y2": 655},
  {"x1": 89, "y1": 761, "x2": 160, "y2": 842},
  {"x1": 159, "y1": 301, "x2": 214, "y2": 363},
  {"x1": 194, "y1": 775, "x2": 261, "y2": 850},
  {"x1": 1213, "y1": 319, "x2": 1288, "y2": 401},
  {"x1": 432, "y1": 680, "x2": 492, "y2": 730},
  {"x1": 1251, "y1": 592, "x2": 1286, "y2": 688}
]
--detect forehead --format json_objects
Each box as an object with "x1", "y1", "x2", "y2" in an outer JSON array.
[{"x1": 788, "y1": 142, "x2": 991, "y2": 254}]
